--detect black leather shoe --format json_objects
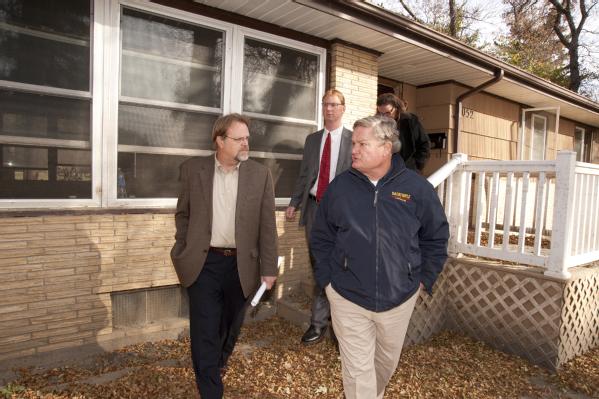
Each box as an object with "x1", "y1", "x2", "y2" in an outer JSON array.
[{"x1": 301, "y1": 325, "x2": 327, "y2": 345}]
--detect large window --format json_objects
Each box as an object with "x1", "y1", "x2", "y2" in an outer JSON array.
[
  {"x1": 0, "y1": 1, "x2": 326, "y2": 207},
  {"x1": 0, "y1": 0, "x2": 92, "y2": 200},
  {"x1": 111, "y1": 5, "x2": 324, "y2": 205},
  {"x1": 241, "y1": 37, "x2": 320, "y2": 197},
  {"x1": 116, "y1": 7, "x2": 224, "y2": 199}
]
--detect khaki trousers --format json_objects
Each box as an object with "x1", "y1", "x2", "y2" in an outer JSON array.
[{"x1": 326, "y1": 284, "x2": 419, "y2": 399}]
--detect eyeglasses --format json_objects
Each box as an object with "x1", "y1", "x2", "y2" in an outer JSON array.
[
  {"x1": 322, "y1": 102, "x2": 343, "y2": 109},
  {"x1": 224, "y1": 135, "x2": 250, "y2": 143}
]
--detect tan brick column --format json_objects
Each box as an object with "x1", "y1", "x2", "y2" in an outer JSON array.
[{"x1": 329, "y1": 41, "x2": 379, "y2": 128}]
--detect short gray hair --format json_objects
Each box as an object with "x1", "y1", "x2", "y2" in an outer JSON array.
[{"x1": 353, "y1": 116, "x2": 401, "y2": 153}]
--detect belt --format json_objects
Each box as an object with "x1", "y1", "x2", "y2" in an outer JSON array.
[
  {"x1": 209, "y1": 247, "x2": 237, "y2": 256},
  {"x1": 309, "y1": 194, "x2": 320, "y2": 203}
]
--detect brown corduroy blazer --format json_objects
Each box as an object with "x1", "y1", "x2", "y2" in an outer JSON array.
[{"x1": 170, "y1": 156, "x2": 278, "y2": 297}]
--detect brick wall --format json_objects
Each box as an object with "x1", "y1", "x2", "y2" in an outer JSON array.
[
  {"x1": 0, "y1": 210, "x2": 309, "y2": 363},
  {"x1": 0, "y1": 213, "x2": 175, "y2": 362},
  {"x1": 329, "y1": 42, "x2": 379, "y2": 128},
  {"x1": 275, "y1": 212, "x2": 311, "y2": 299}
]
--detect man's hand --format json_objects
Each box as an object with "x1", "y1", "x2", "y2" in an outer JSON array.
[
  {"x1": 285, "y1": 206, "x2": 297, "y2": 221},
  {"x1": 262, "y1": 276, "x2": 277, "y2": 290},
  {"x1": 420, "y1": 282, "x2": 425, "y2": 290}
]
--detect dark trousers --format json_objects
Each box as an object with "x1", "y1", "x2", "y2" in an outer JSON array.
[
  {"x1": 187, "y1": 251, "x2": 247, "y2": 399},
  {"x1": 304, "y1": 196, "x2": 330, "y2": 329}
]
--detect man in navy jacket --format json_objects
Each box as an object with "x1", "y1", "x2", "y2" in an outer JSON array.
[{"x1": 310, "y1": 115, "x2": 448, "y2": 399}]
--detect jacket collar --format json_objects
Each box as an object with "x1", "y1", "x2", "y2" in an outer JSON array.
[{"x1": 350, "y1": 154, "x2": 406, "y2": 186}]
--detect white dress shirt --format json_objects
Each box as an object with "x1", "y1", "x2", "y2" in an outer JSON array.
[{"x1": 310, "y1": 126, "x2": 345, "y2": 196}]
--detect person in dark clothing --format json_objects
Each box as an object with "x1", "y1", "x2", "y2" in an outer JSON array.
[
  {"x1": 376, "y1": 93, "x2": 431, "y2": 172},
  {"x1": 286, "y1": 89, "x2": 353, "y2": 345}
]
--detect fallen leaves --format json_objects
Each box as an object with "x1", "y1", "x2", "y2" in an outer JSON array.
[
  {"x1": 555, "y1": 345, "x2": 599, "y2": 397},
  {"x1": 467, "y1": 231, "x2": 551, "y2": 249},
  {"x1": 1, "y1": 317, "x2": 597, "y2": 398}
]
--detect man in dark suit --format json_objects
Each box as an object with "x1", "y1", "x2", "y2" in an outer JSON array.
[
  {"x1": 286, "y1": 89, "x2": 352, "y2": 345},
  {"x1": 171, "y1": 113, "x2": 278, "y2": 399}
]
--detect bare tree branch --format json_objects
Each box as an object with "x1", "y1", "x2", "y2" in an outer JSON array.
[{"x1": 397, "y1": 0, "x2": 421, "y2": 22}]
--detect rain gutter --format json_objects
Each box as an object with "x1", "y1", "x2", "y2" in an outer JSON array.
[{"x1": 454, "y1": 69, "x2": 504, "y2": 153}]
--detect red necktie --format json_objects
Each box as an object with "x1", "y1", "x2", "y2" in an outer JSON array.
[{"x1": 316, "y1": 132, "x2": 331, "y2": 202}]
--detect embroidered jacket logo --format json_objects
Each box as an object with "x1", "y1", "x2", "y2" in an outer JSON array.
[{"x1": 391, "y1": 192, "x2": 411, "y2": 202}]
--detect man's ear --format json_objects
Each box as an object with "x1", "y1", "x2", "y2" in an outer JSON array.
[{"x1": 385, "y1": 141, "x2": 393, "y2": 155}]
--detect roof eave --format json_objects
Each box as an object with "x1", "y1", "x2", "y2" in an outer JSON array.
[{"x1": 297, "y1": 0, "x2": 599, "y2": 114}]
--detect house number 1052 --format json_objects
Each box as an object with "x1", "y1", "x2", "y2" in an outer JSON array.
[{"x1": 462, "y1": 107, "x2": 475, "y2": 119}]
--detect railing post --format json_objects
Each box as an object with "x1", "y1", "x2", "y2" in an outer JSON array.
[
  {"x1": 546, "y1": 151, "x2": 576, "y2": 279},
  {"x1": 447, "y1": 153, "x2": 468, "y2": 257}
]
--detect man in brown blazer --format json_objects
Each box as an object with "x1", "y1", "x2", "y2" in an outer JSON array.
[{"x1": 171, "y1": 113, "x2": 278, "y2": 399}]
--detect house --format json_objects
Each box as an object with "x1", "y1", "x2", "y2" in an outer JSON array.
[{"x1": 0, "y1": 0, "x2": 597, "y2": 369}]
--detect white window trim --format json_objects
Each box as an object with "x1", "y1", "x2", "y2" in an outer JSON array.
[
  {"x1": 119, "y1": 96, "x2": 223, "y2": 114},
  {"x1": 234, "y1": 26, "x2": 326, "y2": 207},
  {"x1": 0, "y1": 80, "x2": 92, "y2": 99},
  {"x1": 0, "y1": 135, "x2": 90, "y2": 150},
  {"x1": 109, "y1": 3, "x2": 325, "y2": 208},
  {"x1": 575, "y1": 126, "x2": 586, "y2": 162},
  {"x1": 518, "y1": 106, "x2": 560, "y2": 161},
  {"x1": 104, "y1": 0, "x2": 234, "y2": 208},
  {"x1": 0, "y1": 21, "x2": 90, "y2": 47},
  {"x1": 233, "y1": 25, "x2": 326, "y2": 131},
  {"x1": 0, "y1": 0, "x2": 99, "y2": 209}
]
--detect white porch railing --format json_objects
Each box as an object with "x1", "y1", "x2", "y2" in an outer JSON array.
[
  {"x1": 568, "y1": 161, "x2": 599, "y2": 267},
  {"x1": 427, "y1": 151, "x2": 599, "y2": 279}
]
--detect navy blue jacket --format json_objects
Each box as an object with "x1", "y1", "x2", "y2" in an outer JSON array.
[{"x1": 310, "y1": 155, "x2": 449, "y2": 312}]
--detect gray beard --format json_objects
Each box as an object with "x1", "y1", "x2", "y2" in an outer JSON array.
[{"x1": 236, "y1": 152, "x2": 249, "y2": 162}]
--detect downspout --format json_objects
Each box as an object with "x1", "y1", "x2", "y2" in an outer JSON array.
[{"x1": 454, "y1": 68, "x2": 504, "y2": 153}]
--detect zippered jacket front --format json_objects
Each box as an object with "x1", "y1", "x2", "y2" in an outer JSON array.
[{"x1": 310, "y1": 154, "x2": 449, "y2": 312}]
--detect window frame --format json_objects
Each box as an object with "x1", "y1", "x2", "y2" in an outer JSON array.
[
  {"x1": 104, "y1": 0, "x2": 234, "y2": 208},
  {"x1": 106, "y1": 1, "x2": 326, "y2": 208},
  {"x1": 0, "y1": 0, "x2": 327, "y2": 209},
  {"x1": 0, "y1": 0, "x2": 100, "y2": 208},
  {"x1": 574, "y1": 126, "x2": 594, "y2": 163},
  {"x1": 575, "y1": 126, "x2": 586, "y2": 162},
  {"x1": 233, "y1": 25, "x2": 326, "y2": 206}
]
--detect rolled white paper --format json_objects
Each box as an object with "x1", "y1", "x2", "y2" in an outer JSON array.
[
  {"x1": 250, "y1": 256, "x2": 282, "y2": 307},
  {"x1": 250, "y1": 282, "x2": 267, "y2": 307}
]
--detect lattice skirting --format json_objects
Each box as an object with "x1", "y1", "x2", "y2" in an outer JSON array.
[
  {"x1": 404, "y1": 272, "x2": 448, "y2": 347},
  {"x1": 405, "y1": 259, "x2": 599, "y2": 370},
  {"x1": 559, "y1": 267, "x2": 599, "y2": 366}
]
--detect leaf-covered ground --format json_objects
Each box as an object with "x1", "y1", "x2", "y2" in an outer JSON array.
[{"x1": 1, "y1": 317, "x2": 597, "y2": 398}]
